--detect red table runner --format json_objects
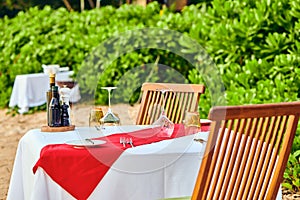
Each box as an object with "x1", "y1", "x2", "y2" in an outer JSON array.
[{"x1": 33, "y1": 124, "x2": 210, "y2": 200}]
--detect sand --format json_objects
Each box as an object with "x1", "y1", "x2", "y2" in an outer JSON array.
[{"x1": 0, "y1": 103, "x2": 299, "y2": 199}]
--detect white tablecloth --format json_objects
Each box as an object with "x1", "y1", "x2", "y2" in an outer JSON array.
[
  {"x1": 7, "y1": 126, "x2": 282, "y2": 200},
  {"x1": 9, "y1": 71, "x2": 81, "y2": 114}
]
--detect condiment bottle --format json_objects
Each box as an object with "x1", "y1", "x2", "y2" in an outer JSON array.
[{"x1": 59, "y1": 86, "x2": 71, "y2": 126}]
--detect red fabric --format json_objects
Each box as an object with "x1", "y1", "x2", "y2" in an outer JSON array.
[
  {"x1": 201, "y1": 124, "x2": 210, "y2": 132},
  {"x1": 32, "y1": 123, "x2": 210, "y2": 200}
]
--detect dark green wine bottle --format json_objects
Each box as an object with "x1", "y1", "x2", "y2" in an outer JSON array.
[{"x1": 47, "y1": 74, "x2": 56, "y2": 126}]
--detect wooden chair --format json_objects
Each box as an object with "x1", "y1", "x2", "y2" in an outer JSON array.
[
  {"x1": 191, "y1": 101, "x2": 300, "y2": 200},
  {"x1": 135, "y1": 82, "x2": 205, "y2": 125}
]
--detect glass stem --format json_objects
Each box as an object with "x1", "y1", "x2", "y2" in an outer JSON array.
[{"x1": 108, "y1": 89, "x2": 111, "y2": 108}]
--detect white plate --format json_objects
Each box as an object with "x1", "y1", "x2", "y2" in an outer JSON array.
[{"x1": 65, "y1": 139, "x2": 106, "y2": 147}]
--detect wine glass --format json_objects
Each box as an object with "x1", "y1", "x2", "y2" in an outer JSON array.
[
  {"x1": 152, "y1": 89, "x2": 174, "y2": 137},
  {"x1": 99, "y1": 87, "x2": 120, "y2": 128}
]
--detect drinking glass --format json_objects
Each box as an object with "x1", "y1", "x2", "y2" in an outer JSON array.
[
  {"x1": 99, "y1": 87, "x2": 120, "y2": 128},
  {"x1": 89, "y1": 107, "x2": 104, "y2": 130},
  {"x1": 152, "y1": 89, "x2": 174, "y2": 137},
  {"x1": 183, "y1": 111, "x2": 201, "y2": 135}
]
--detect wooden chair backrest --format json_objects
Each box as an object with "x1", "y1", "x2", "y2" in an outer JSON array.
[
  {"x1": 136, "y1": 83, "x2": 205, "y2": 125},
  {"x1": 192, "y1": 102, "x2": 300, "y2": 200}
]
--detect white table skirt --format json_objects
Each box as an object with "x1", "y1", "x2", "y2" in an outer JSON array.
[
  {"x1": 9, "y1": 71, "x2": 81, "y2": 114},
  {"x1": 7, "y1": 126, "x2": 210, "y2": 200}
]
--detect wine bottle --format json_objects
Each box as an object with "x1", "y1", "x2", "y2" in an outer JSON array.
[
  {"x1": 48, "y1": 86, "x2": 61, "y2": 127},
  {"x1": 47, "y1": 74, "x2": 56, "y2": 126}
]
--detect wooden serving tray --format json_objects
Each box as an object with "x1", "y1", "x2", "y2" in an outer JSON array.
[{"x1": 41, "y1": 125, "x2": 75, "y2": 132}]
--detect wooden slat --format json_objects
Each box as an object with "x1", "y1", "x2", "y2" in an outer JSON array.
[
  {"x1": 144, "y1": 91, "x2": 154, "y2": 124},
  {"x1": 137, "y1": 88, "x2": 149, "y2": 125},
  {"x1": 141, "y1": 82, "x2": 205, "y2": 93},
  {"x1": 208, "y1": 121, "x2": 232, "y2": 199},
  {"x1": 190, "y1": 93, "x2": 197, "y2": 112},
  {"x1": 179, "y1": 92, "x2": 189, "y2": 123},
  {"x1": 164, "y1": 91, "x2": 172, "y2": 118},
  {"x1": 152, "y1": 91, "x2": 162, "y2": 123},
  {"x1": 185, "y1": 93, "x2": 193, "y2": 112},
  {"x1": 218, "y1": 120, "x2": 241, "y2": 199},
  {"x1": 267, "y1": 115, "x2": 298, "y2": 199},
  {"x1": 224, "y1": 119, "x2": 247, "y2": 199},
  {"x1": 231, "y1": 118, "x2": 254, "y2": 199},
  {"x1": 168, "y1": 92, "x2": 176, "y2": 122},
  {"x1": 209, "y1": 102, "x2": 300, "y2": 120},
  {"x1": 251, "y1": 117, "x2": 272, "y2": 199},
  {"x1": 234, "y1": 118, "x2": 258, "y2": 199},
  {"x1": 245, "y1": 117, "x2": 265, "y2": 200},
  {"x1": 173, "y1": 92, "x2": 183, "y2": 123},
  {"x1": 255, "y1": 116, "x2": 277, "y2": 199}
]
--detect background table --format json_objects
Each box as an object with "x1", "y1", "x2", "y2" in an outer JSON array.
[{"x1": 9, "y1": 71, "x2": 81, "y2": 114}]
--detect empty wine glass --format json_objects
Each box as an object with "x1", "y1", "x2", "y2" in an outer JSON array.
[
  {"x1": 152, "y1": 89, "x2": 174, "y2": 137},
  {"x1": 99, "y1": 87, "x2": 120, "y2": 128}
]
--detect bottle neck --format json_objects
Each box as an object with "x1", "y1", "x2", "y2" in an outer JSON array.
[{"x1": 49, "y1": 74, "x2": 55, "y2": 88}]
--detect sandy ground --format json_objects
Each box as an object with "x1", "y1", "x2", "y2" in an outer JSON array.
[{"x1": 0, "y1": 103, "x2": 299, "y2": 200}]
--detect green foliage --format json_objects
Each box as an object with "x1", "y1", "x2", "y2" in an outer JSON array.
[{"x1": 0, "y1": 0, "x2": 300, "y2": 191}]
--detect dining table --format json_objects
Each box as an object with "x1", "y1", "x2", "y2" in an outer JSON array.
[
  {"x1": 9, "y1": 71, "x2": 81, "y2": 114},
  {"x1": 7, "y1": 124, "x2": 282, "y2": 200}
]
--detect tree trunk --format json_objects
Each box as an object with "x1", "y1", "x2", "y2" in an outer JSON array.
[
  {"x1": 80, "y1": 0, "x2": 84, "y2": 11},
  {"x1": 62, "y1": 0, "x2": 73, "y2": 11},
  {"x1": 96, "y1": 0, "x2": 100, "y2": 8},
  {"x1": 87, "y1": 0, "x2": 95, "y2": 8}
]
